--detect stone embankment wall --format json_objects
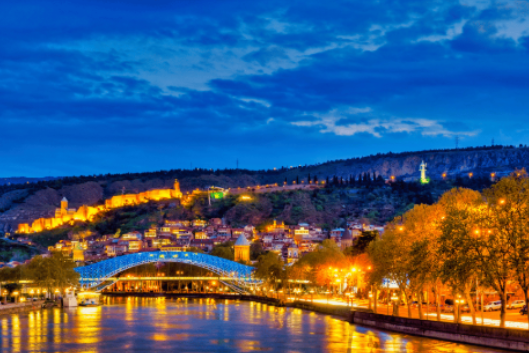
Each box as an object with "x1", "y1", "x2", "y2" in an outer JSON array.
[
  {"x1": 0, "y1": 300, "x2": 44, "y2": 315},
  {"x1": 288, "y1": 302, "x2": 529, "y2": 352},
  {"x1": 352, "y1": 312, "x2": 529, "y2": 352}
]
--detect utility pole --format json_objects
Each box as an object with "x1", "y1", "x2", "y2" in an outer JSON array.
[
  {"x1": 455, "y1": 135, "x2": 459, "y2": 150},
  {"x1": 492, "y1": 138, "x2": 495, "y2": 147},
  {"x1": 236, "y1": 158, "x2": 239, "y2": 170}
]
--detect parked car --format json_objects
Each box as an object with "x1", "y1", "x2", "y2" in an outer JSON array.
[
  {"x1": 483, "y1": 300, "x2": 502, "y2": 312},
  {"x1": 441, "y1": 305, "x2": 454, "y2": 313},
  {"x1": 520, "y1": 305, "x2": 528, "y2": 315},
  {"x1": 508, "y1": 300, "x2": 526, "y2": 310}
]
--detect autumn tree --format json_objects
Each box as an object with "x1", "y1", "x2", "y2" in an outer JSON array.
[{"x1": 483, "y1": 170, "x2": 529, "y2": 326}]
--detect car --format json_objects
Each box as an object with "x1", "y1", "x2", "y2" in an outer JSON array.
[
  {"x1": 520, "y1": 305, "x2": 528, "y2": 315},
  {"x1": 441, "y1": 305, "x2": 454, "y2": 313},
  {"x1": 508, "y1": 300, "x2": 526, "y2": 309},
  {"x1": 483, "y1": 300, "x2": 502, "y2": 312}
]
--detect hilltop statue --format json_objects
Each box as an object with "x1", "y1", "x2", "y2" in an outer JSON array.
[{"x1": 419, "y1": 160, "x2": 429, "y2": 184}]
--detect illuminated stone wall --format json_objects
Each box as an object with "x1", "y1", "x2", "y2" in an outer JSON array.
[{"x1": 17, "y1": 180, "x2": 182, "y2": 234}]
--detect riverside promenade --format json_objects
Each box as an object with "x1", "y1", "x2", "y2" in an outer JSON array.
[
  {"x1": 105, "y1": 292, "x2": 529, "y2": 351},
  {"x1": 0, "y1": 300, "x2": 44, "y2": 315}
]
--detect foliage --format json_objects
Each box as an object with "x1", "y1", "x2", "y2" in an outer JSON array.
[
  {"x1": 1, "y1": 251, "x2": 80, "y2": 294},
  {"x1": 210, "y1": 241, "x2": 234, "y2": 260},
  {"x1": 344, "y1": 231, "x2": 377, "y2": 257},
  {"x1": 254, "y1": 252, "x2": 285, "y2": 288}
]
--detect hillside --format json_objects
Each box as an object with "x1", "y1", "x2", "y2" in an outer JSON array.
[
  {"x1": 0, "y1": 145, "x2": 527, "y2": 233},
  {"x1": 16, "y1": 176, "x2": 493, "y2": 250}
]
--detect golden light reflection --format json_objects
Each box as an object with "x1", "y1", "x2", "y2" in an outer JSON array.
[
  {"x1": 76, "y1": 306, "x2": 102, "y2": 345},
  {"x1": 12, "y1": 314, "x2": 21, "y2": 352},
  {"x1": 0, "y1": 297, "x2": 508, "y2": 352}
]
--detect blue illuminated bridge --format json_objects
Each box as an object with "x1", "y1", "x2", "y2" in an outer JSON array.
[{"x1": 74, "y1": 252, "x2": 257, "y2": 291}]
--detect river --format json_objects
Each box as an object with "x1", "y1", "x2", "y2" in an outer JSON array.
[{"x1": 0, "y1": 297, "x2": 508, "y2": 352}]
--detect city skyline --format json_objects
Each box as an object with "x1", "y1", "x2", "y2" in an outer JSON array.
[{"x1": 1, "y1": 0, "x2": 528, "y2": 177}]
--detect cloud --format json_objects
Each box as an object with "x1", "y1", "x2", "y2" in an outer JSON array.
[
  {"x1": 242, "y1": 47, "x2": 290, "y2": 65},
  {"x1": 0, "y1": 0, "x2": 528, "y2": 176},
  {"x1": 291, "y1": 108, "x2": 480, "y2": 138}
]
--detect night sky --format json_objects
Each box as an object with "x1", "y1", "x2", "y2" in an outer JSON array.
[{"x1": 2, "y1": 1, "x2": 529, "y2": 177}]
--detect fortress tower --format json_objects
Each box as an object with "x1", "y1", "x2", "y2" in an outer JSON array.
[
  {"x1": 55, "y1": 197, "x2": 69, "y2": 218},
  {"x1": 234, "y1": 234, "x2": 250, "y2": 262}
]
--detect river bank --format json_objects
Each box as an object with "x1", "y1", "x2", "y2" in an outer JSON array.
[
  {"x1": 0, "y1": 300, "x2": 44, "y2": 315},
  {"x1": 291, "y1": 300, "x2": 529, "y2": 352},
  {"x1": 104, "y1": 292, "x2": 529, "y2": 351}
]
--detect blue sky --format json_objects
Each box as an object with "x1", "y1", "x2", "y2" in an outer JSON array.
[{"x1": 1, "y1": 0, "x2": 529, "y2": 177}]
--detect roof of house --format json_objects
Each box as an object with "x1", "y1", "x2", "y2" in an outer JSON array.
[{"x1": 234, "y1": 233, "x2": 250, "y2": 246}]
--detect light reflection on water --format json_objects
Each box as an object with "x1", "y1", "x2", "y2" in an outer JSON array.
[{"x1": 0, "y1": 297, "x2": 508, "y2": 353}]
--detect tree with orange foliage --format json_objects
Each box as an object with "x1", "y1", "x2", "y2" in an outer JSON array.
[{"x1": 483, "y1": 170, "x2": 529, "y2": 327}]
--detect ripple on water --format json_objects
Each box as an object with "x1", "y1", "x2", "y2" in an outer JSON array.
[{"x1": 0, "y1": 297, "x2": 511, "y2": 353}]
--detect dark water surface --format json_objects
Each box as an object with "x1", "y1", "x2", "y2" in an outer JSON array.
[{"x1": 0, "y1": 297, "x2": 508, "y2": 352}]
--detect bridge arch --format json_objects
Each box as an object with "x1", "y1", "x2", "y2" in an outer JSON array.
[{"x1": 74, "y1": 252, "x2": 256, "y2": 289}]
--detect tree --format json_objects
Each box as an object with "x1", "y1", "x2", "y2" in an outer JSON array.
[
  {"x1": 25, "y1": 251, "x2": 79, "y2": 295},
  {"x1": 250, "y1": 241, "x2": 267, "y2": 260},
  {"x1": 368, "y1": 225, "x2": 413, "y2": 317},
  {"x1": 439, "y1": 186, "x2": 516, "y2": 328},
  {"x1": 254, "y1": 252, "x2": 285, "y2": 291},
  {"x1": 344, "y1": 231, "x2": 377, "y2": 257},
  {"x1": 483, "y1": 170, "x2": 529, "y2": 326},
  {"x1": 295, "y1": 240, "x2": 347, "y2": 289},
  {"x1": 401, "y1": 203, "x2": 445, "y2": 320},
  {"x1": 210, "y1": 241, "x2": 234, "y2": 260}
]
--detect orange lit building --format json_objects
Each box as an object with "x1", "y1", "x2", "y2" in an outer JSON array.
[{"x1": 17, "y1": 180, "x2": 182, "y2": 234}]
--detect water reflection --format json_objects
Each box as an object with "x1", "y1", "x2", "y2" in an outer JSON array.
[{"x1": 0, "y1": 297, "x2": 508, "y2": 352}]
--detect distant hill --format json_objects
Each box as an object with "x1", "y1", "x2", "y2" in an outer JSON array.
[
  {"x1": 0, "y1": 145, "x2": 527, "y2": 233},
  {"x1": 0, "y1": 176, "x2": 59, "y2": 186}
]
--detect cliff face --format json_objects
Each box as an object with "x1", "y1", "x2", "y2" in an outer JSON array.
[{"x1": 1, "y1": 147, "x2": 528, "y2": 232}]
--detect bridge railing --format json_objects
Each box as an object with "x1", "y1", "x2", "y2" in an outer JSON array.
[{"x1": 75, "y1": 252, "x2": 260, "y2": 289}]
